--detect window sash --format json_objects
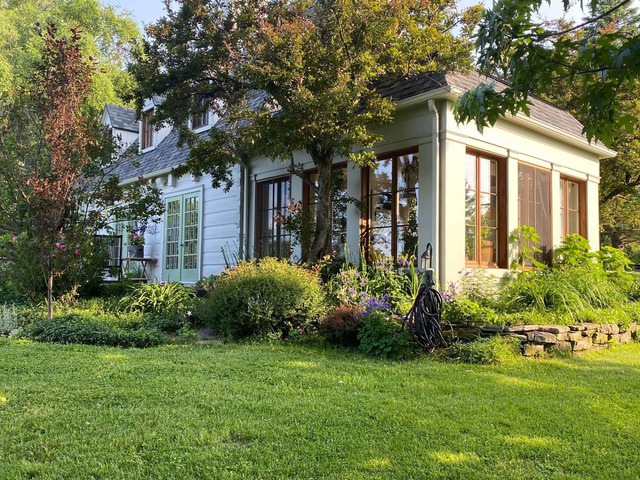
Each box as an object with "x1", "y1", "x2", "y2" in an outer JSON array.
[
  {"x1": 255, "y1": 176, "x2": 291, "y2": 259},
  {"x1": 518, "y1": 163, "x2": 552, "y2": 263},
  {"x1": 465, "y1": 153, "x2": 500, "y2": 267},
  {"x1": 141, "y1": 109, "x2": 154, "y2": 149},
  {"x1": 362, "y1": 150, "x2": 419, "y2": 261},
  {"x1": 560, "y1": 177, "x2": 585, "y2": 238}
]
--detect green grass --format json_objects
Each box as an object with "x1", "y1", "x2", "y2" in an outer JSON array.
[{"x1": 1, "y1": 340, "x2": 640, "y2": 479}]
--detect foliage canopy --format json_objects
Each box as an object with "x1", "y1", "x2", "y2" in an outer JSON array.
[
  {"x1": 454, "y1": 0, "x2": 640, "y2": 146},
  {"x1": 131, "y1": 0, "x2": 481, "y2": 260}
]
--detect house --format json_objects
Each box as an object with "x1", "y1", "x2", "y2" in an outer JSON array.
[{"x1": 105, "y1": 71, "x2": 615, "y2": 286}]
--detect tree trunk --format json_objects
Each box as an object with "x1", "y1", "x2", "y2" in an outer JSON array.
[
  {"x1": 47, "y1": 271, "x2": 54, "y2": 320},
  {"x1": 307, "y1": 151, "x2": 333, "y2": 262},
  {"x1": 611, "y1": 229, "x2": 623, "y2": 249}
]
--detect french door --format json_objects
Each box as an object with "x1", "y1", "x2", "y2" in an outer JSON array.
[{"x1": 163, "y1": 191, "x2": 202, "y2": 282}]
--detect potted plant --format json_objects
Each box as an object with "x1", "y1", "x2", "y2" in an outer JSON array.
[{"x1": 127, "y1": 227, "x2": 145, "y2": 258}]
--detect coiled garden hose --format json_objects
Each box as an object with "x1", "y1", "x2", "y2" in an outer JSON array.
[{"x1": 403, "y1": 275, "x2": 444, "y2": 349}]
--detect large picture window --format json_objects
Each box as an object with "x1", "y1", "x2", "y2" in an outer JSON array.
[
  {"x1": 518, "y1": 163, "x2": 551, "y2": 261},
  {"x1": 465, "y1": 151, "x2": 506, "y2": 267},
  {"x1": 362, "y1": 150, "x2": 419, "y2": 260},
  {"x1": 560, "y1": 177, "x2": 585, "y2": 238},
  {"x1": 256, "y1": 176, "x2": 291, "y2": 258}
]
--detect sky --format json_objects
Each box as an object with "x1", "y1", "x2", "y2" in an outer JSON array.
[{"x1": 101, "y1": 0, "x2": 640, "y2": 31}]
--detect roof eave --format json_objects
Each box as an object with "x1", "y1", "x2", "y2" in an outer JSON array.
[
  {"x1": 394, "y1": 87, "x2": 456, "y2": 109},
  {"x1": 446, "y1": 86, "x2": 617, "y2": 159},
  {"x1": 119, "y1": 166, "x2": 175, "y2": 187}
]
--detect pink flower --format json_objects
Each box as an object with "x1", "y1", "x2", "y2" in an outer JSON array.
[
  {"x1": 11, "y1": 236, "x2": 17, "y2": 243},
  {"x1": 74, "y1": 249, "x2": 80, "y2": 256}
]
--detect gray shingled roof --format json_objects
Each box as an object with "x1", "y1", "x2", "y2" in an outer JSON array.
[
  {"x1": 378, "y1": 70, "x2": 585, "y2": 138},
  {"x1": 116, "y1": 71, "x2": 589, "y2": 182},
  {"x1": 115, "y1": 129, "x2": 211, "y2": 182},
  {"x1": 105, "y1": 104, "x2": 138, "y2": 132}
]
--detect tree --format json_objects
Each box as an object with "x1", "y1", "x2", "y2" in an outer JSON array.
[
  {"x1": 0, "y1": 0, "x2": 141, "y2": 111},
  {"x1": 498, "y1": 1, "x2": 640, "y2": 248},
  {"x1": 131, "y1": 0, "x2": 482, "y2": 261},
  {"x1": 0, "y1": 25, "x2": 162, "y2": 317},
  {"x1": 453, "y1": 0, "x2": 640, "y2": 146}
]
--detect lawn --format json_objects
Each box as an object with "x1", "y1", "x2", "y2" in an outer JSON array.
[{"x1": 1, "y1": 340, "x2": 640, "y2": 479}]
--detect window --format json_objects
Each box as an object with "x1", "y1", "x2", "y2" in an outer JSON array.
[
  {"x1": 141, "y1": 108, "x2": 154, "y2": 150},
  {"x1": 256, "y1": 176, "x2": 291, "y2": 258},
  {"x1": 363, "y1": 150, "x2": 419, "y2": 260},
  {"x1": 560, "y1": 177, "x2": 585, "y2": 238},
  {"x1": 163, "y1": 192, "x2": 201, "y2": 282},
  {"x1": 518, "y1": 163, "x2": 551, "y2": 261},
  {"x1": 304, "y1": 165, "x2": 348, "y2": 258},
  {"x1": 465, "y1": 151, "x2": 507, "y2": 267},
  {"x1": 191, "y1": 96, "x2": 209, "y2": 130}
]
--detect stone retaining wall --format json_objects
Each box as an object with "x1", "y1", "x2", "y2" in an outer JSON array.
[{"x1": 443, "y1": 322, "x2": 639, "y2": 356}]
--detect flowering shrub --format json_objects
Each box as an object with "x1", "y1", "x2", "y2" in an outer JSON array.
[
  {"x1": 198, "y1": 258, "x2": 327, "y2": 339},
  {"x1": 0, "y1": 233, "x2": 107, "y2": 301},
  {"x1": 328, "y1": 254, "x2": 419, "y2": 315}
]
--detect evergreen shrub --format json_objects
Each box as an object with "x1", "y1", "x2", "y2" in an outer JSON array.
[{"x1": 199, "y1": 258, "x2": 327, "y2": 339}]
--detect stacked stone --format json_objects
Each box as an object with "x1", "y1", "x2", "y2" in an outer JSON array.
[{"x1": 443, "y1": 322, "x2": 638, "y2": 357}]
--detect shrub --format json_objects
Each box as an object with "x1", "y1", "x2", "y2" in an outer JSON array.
[
  {"x1": 318, "y1": 305, "x2": 365, "y2": 347},
  {"x1": 627, "y1": 279, "x2": 640, "y2": 301},
  {"x1": 21, "y1": 313, "x2": 165, "y2": 348},
  {"x1": 0, "y1": 233, "x2": 109, "y2": 302},
  {"x1": 142, "y1": 311, "x2": 190, "y2": 333},
  {"x1": 357, "y1": 311, "x2": 414, "y2": 360},
  {"x1": 119, "y1": 282, "x2": 196, "y2": 315},
  {"x1": 499, "y1": 310, "x2": 556, "y2": 326},
  {"x1": 199, "y1": 258, "x2": 327, "y2": 339},
  {"x1": 0, "y1": 304, "x2": 18, "y2": 335},
  {"x1": 553, "y1": 234, "x2": 595, "y2": 269},
  {"x1": 455, "y1": 269, "x2": 500, "y2": 308},
  {"x1": 441, "y1": 297, "x2": 498, "y2": 325},
  {"x1": 195, "y1": 275, "x2": 217, "y2": 293},
  {"x1": 327, "y1": 255, "x2": 419, "y2": 315},
  {"x1": 499, "y1": 267, "x2": 629, "y2": 319},
  {"x1": 450, "y1": 336, "x2": 521, "y2": 365}
]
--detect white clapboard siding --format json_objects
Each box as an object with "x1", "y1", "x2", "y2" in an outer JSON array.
[{"x1": 142, "y1": 166, "x2": 242, "y2": 282}]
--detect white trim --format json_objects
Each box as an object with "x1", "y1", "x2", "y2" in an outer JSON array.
[{"x1": 447, "y1": 85, "x2": 616, "y2": 159}]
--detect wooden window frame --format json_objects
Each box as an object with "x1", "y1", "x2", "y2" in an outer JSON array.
[
  {"x1": 361, "y1": 147, "x2": 419, "y2": 261},
  {"x1": 141, "y1": 108, "x2": 154, "y2": 150},
  {"x1": 254, "y1": 175, "x2": 292, "y2": 259},
  {"x1": 560, "y1": 176, "x2": 586, "y2": 238},
  {"x1": 465, "y1": 149, "x2": 508, "y2": 269}
]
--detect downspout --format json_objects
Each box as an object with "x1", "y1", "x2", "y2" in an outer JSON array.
[
  {"x1": 238, "y1": 157, "x2": 250, "y2": 261},
  {"x1": 427, "y1": 99, "x2": 443, "y2": 287}
]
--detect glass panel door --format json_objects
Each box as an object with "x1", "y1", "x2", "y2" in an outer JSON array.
[
  {"x1": 163, "y1": 192, "x2": 201, "y2": 282},
  {"x1": 164, "y1": 197, "x2": 182, "y2": 281},
  {"x1": 181, "y1": 193, "x2": 200, "y2": 282}
]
